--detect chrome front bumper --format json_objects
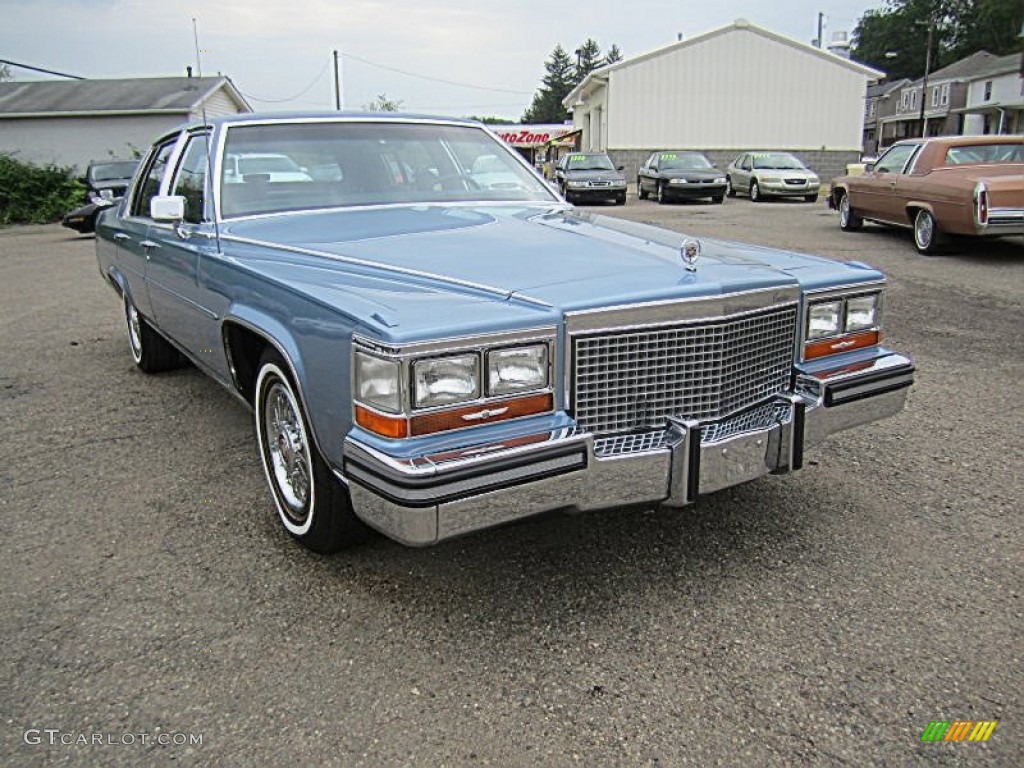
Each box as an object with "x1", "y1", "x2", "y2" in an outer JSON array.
[{"x1": 342, "y1": 353, "x2": 914, "y2": 546}]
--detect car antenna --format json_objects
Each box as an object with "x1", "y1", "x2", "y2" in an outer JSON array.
[{"x1": 193, "y1": 16, "x2": 221, "y2": 252}]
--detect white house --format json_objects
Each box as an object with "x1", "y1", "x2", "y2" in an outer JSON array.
[
  {"x1": 960, "y1": 53, "x2": 1024, "y2": 136},
  {"x1": 0, "y1": 76, "x2": 251, "y2": 171},
  {"x1": 562, "y1": 19, "x2": 884, "y2": 180}
]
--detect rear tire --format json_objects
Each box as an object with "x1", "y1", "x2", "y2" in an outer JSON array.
[
  {"x1": 725, "y1": 176, "x2": 736, "y2": 198},
  {"x1": 913, "y1": 209, "x2": 942, "y2": 255},
  {"x1": 838, "y1": 193, "x2": 863, "y2": 231},
  {"x1": 124, "y1": 294, "x2": 183, "y2": 373},
  {"x1": 255, "y1": 351, "x2": 369, "y2": 553}
]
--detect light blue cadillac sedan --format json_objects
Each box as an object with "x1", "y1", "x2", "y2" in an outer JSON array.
[{"x1": 96, "y1": 114, "x2": 914, "y2": 553}]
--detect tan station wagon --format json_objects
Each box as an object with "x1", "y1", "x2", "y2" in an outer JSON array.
[{"x1": 829, "y1": 135, "x2": 1024, "y2": 254}]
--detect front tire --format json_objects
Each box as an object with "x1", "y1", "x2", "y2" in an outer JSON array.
[
  {"x1": 615, "y1": 192, "x2": 626, "y2": 205},
  {"x1": 803, "y1": 193, "x2": 818, "y2": 203},
  {"x1": 656, "y1": 181, "x2": 667, "y2": 204},
  {"x1": 637, "y1": 178, "x2": 648, "y2": 200},
  {"x1": 750, "y1": 180, "x2": 763, "y2": 202},
  {"x1": 255, "y1": 352, "x2": 368, "y2": 553},
  {"x1": 913, "y1": 209, "x2": 942, "y2": 255},
  {"x1": 712, "y1": 195, "x2": 725, "y2": 204},
  {"x1": 838, "y1": 193, "x2": 863, "y2": 231},
  {"x1": 124, "y1": 294, "x2": 182, "y2": 373}
]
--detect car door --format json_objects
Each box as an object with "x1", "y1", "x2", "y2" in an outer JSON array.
[
  {"x1": 732, "y1": 154, "x2": 752, "y2": 193},
  {"x1": 116, "y1": 138, "x2": 179, "y2": 320},
  {"x1": 850, "y1": 143, "x2": 922, "y2": 222},
  {"x1": 638, "y1": 153, "x2": 656, "y2": 194},
  {"x1": 144, "y1": 131, "x2": 230, "y2": 382}
]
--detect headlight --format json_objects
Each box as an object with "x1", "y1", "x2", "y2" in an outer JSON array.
[
  {"x1": 354, "y1": 351, "x2": 401, "y2": 413},
  {"x1": 714, "y1": 177, "x2": 727, "y2": 184},
  {"x1": 845, "y1": 294, "x2": 879, "y2": 331},
  {"x1": 488, "y1": 345, "x2": 548, "y2": 396},
  {"x1": 413, "y1": 354, "x2": 479, "y2": 408},
  {"x1": 567, "y1": 180, "x2": 586, "y2": 188},
  {"x1": 760, "y1": 175, "x2": 780, "y2": 183},
  {"x1": 807, "y1": 301, "x2": 842, "y2": 339},
  {"x1": 669, "y1": 178, "x2": 687, "y2": 184}
]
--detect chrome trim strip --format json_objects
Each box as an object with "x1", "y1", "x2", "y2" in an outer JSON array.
[
  {"x1": 217, "y1": 233, "x2": 552, "y2": 309},
  {"x1": 563, "y1": 285, "x2": 800, "y2": 334},
  {"x1": 220, "y1": 200, "x2": 568, "y2": 224},
  {"x1": 353, "y1": 327, "x2": 556, "y2": 357}
]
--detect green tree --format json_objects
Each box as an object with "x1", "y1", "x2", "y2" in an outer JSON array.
[
  {"x1": 573, "y1": 38, "x2": 603, "y2": 84},
  {"x1": 851, "y1": 0, "x2": 1023, "y2": 79},
  {"x1": 364, "y1": 93, "x2": 403, "y2": 112},
  {"x1": 465, "y1": 115, "x2": 512, "y2": 124},
  {"x1": 605, "y1": 44, "x2": 624, "y2": 66},
  {"x1": 522, "y1": 45, "x2": 575, "y2": 124}
]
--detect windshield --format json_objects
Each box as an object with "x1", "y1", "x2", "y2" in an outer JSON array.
[
  {"x1": 751, "y1": 153, "x2": 806, "y2": 170},
  {"x1": 566, "y1": 154, "x2": 615, "y2": 171},
  {"x1": 220, "y1": 122, "x2": 556, "y2": 218},
  {"x1": 660, "y1": 153, "x2": 713, "y2": 170},
  {"x1": 89, "y1": 161, "x2": 138, "y2": 182}
]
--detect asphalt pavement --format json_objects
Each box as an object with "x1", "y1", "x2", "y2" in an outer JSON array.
[{"x1": 1, "y1": 199, "x2": 1021, "y2": 767}]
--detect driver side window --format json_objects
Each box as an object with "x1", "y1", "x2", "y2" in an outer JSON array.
[
  {"x1": 131, "y1": 140, "x2": 177, "y2": 218},
  {"x1": 874, "y1": 144, "x2": 919, "y2": 174},
  {"x1": 169, "y1": 134, "x2": 210, "y2": 224}
]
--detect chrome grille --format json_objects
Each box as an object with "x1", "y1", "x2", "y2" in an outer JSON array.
[{"x1": 572, "y1": 305, "x2": 797, "y2": 435}]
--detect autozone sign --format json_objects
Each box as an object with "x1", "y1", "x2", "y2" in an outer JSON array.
[{"x1": 493, "y1": 125, "x2": 576, "y2": 147}]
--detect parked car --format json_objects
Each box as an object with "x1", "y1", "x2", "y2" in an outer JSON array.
[
  {"x1": 95, "y1": 113, "x2": 914, "y2": 553},
  {"x1": 726, "y1": 152, "x2": 820, "y2": 202},
  {"x1": 223, "y1": 152, "x2": 313, "y2": 183},
  {"x1": 61, "y1": 159, "x2": 139, "y2": 234},
  {"x1": 554, "y1": 152, "x2": 626, "y2": 205},
  {"x1": 637, "y1": 151, "x2": 726, "y2": 204},
  {"x1": 829, "y1": 135, "x2": 1024, "y2": 255}
]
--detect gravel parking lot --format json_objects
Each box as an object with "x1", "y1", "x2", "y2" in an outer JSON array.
[{"x1": 2, "y1": 199, "x2": 1021, "y2": 767}]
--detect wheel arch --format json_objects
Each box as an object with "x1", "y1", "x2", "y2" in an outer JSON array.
[{"x1": 904, "y1": 201, "x2": 937, "y2": 227}]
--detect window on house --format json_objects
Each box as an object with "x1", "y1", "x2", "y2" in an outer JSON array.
[
  {"x1": 941, "y1": 83, "x2": 950, "y2": 106},
  {"x1": 931, "y1": 86, "x2": 940, "y2": 107},
  {"x1": 910, "y1": 90, "x2": 917, "y2": 110},
  {"x1": 984, "y1": 81, "x2": 992, "y2": 100}
]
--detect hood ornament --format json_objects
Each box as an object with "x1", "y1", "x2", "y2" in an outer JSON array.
[{"x1": 680, "y1": 238, "x2": 701, "y2": 272}]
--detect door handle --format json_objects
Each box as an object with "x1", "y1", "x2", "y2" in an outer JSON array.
[
  {"x1": 140, "y1": 240, "x2": 160, "y2": 260},
  {"x1": 113, "y1": 233, "x2": 131, "y2": 242}
]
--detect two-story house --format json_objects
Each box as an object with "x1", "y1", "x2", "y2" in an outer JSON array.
[
  {"x1": 862, "y1": 78, "x2": 910, "y2": 157},
  {"x1": 957, "y1": 53, "x2": 1024, "y2": 136},
  {"x1": 876, "y1": 51, "x2": 1004, "y2": 148}
]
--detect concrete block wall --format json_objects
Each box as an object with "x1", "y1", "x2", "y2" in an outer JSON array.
[{"x1": 608, "y1": 149, "x2": 861, "y2": 189}]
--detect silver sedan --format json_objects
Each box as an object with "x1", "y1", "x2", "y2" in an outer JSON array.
[{"x1": 726, "y1": 152, "x2": 820, "y2": 202}]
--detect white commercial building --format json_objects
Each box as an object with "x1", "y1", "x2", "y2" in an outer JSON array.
[{"x1": 563, "y1": 19, "x2": 883, "y2": 181}]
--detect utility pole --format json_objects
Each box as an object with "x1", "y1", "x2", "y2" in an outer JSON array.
[
  {"x1": 918, "y1": 19, "x2": 934, "y2": 138},
  {"x1": 333, "y1": 49, "x2": 341, "y2": 111},
  {"x1": 816, "y1": 12, "x2": 825, "y2": 48}
]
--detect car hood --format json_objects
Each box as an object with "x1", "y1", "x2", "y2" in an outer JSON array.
[
  {"x1": 762, "y1": 169, "x2": 818, "y2": 180},
  {"x1": 219, "y1": 204, "x2": 873, "y2": 333}
]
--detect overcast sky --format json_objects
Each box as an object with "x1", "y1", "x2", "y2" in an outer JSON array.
[{"x1": 2, "y1": 0, "x2": 882, "y2": 120}]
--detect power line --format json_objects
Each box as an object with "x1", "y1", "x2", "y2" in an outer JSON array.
[
  {"x1": 0, "y1": 58, "x2": 84, "y2": 80},
  {"x1": 342, "y1": 52, "x2": 532, "y2": 95},
  {"x1": 234, "y1": 60, "x2": 327, "y2": 104}
]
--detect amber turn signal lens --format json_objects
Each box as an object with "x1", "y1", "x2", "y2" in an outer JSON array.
[
  {"x1": 354, "y1": 405, "x2": 409, "y2": 438},
  {"x1": 410, "y1": 392, "x2": 553, "y2": 437},
  {"x1": 804, "y1": 330, "x2": 880, "y2": 360}
]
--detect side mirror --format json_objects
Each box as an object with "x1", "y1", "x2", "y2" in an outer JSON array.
[
  {"x1": 865, "y1": 163, "x2": 876, "y2": 173},
  {"x1": 650, "y1": 166, "x2": 658, "y2": 173},
  {"x1": 616, "y1": 165, "x2": 625, "y2": 171},
  {"x1": 151, "y1": 195, "x2": 185, "y2": 222}
]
